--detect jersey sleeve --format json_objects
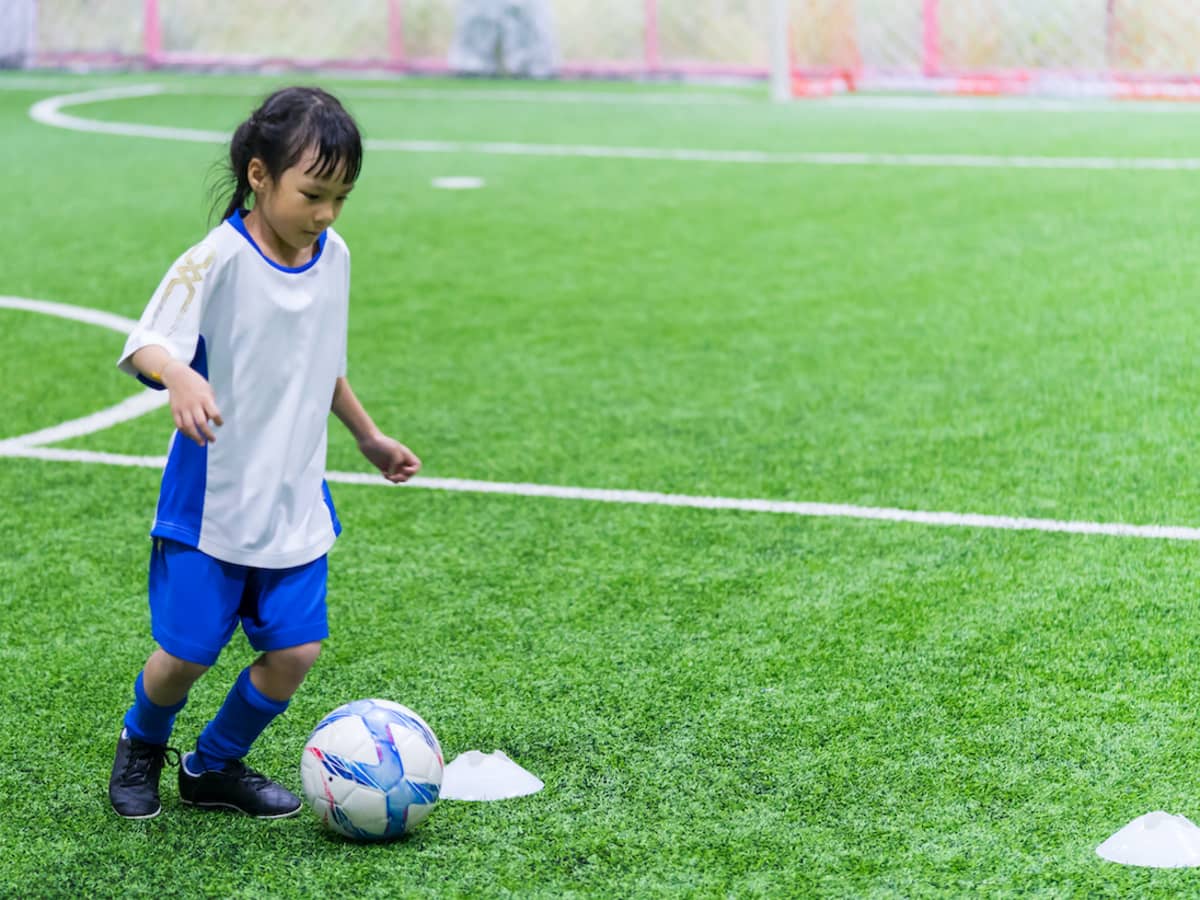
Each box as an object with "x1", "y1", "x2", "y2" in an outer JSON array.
[{"x1": 116, "y1": 241, "x2": 219, "y2": 389}]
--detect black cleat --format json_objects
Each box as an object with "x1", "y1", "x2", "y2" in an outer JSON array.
[
  {"x1": 109, "y1": 729, "x2": 179, "y2": 819},
  {"x1": 179, "y1": 753, "x2": 302, "y2": 819}
]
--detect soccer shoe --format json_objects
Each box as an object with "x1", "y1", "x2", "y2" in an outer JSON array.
[
  {"x1": 178, "y1": 753, "x2": 302, "y2": 818},
  {"x1": 109, "y1": 729, "x2": 180, "y2": 819}
]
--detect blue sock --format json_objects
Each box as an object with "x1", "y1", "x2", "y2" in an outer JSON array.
[
  {"x1": 123, "y1": 671, "x2": 187, "y2": 745},
  {"x1": 191, "y1": 667, "x2": 289, "y2": 773}
]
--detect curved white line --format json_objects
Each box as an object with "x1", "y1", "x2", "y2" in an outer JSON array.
[
  {"x1": 12, "y1": 78, "x2": 1200, "y2": 114},
  {"x1": 29, "y1": 84, "x2": 227, "y2": 143},
  {"x1": 0, "y1": 296, "x2": 169, "y2": 450},
  {"x1": 0, "y1": 295, "x2": 139, "y2": 333},
  {"x1": 28, "y1": 86, "x2": 1200, "y2": 171},
  {"x1": 4, "y1": 444, "x2": 1200, "y2": 542},
  {"x1": 0, "y1": 391, "x2": 169, "y2": 451}
]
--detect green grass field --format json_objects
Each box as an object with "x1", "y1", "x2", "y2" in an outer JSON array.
[{"x1": 6, "y1": 71, "x2": 1200, "y2": 897}]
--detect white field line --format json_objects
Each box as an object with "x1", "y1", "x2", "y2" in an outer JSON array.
[
  {"x1": 199, "y1": 86, "x2": 1200, "y2": 113},
  {"x1": 0, "y1": 391, "x2": 169, "y2": 451},
  {"x1": 12, "y1": 77, "x2": 1200, "y2": 114},
  {"x1": 6, "y1": 295, "x2": 1200, "y2": 542},
  {"x1": 0, "y1": 295, "x2": 141, "y2": 333},
  {"x1": 366, "y1": 139, "x2": 1200, "y2": 170},
  {"x1": 3, "y1": 289, "x2": 1200, "y2": 543},
  {"x1": 3, "y1": 443, "x2": 1200, "y2": 542},
  {"x1": 0, "y1": 296, "x2": 170, "y2": 451},
  {"x1": 0, "y1": 445, "x2": 168, "y2": 468},
  {"x1": 818, "y1": 95, "x2": 1200, "y2": 114},
  {"x1": 251, "y1": 87, "x2": 1200, "y2": 114},
  {"x1": 28, "y1": 84, "x2": 229, "y2": 143},
  {"x1": 0, "y1": 76, "x2": 139, "y2": 92},
  {"x1": 1, "y1": 77, "x2": 755, "y2": 106},
  {"x1": 4, "y1": 236, "x2": 1198, "y2": 545},
  {"x1": 27, "y1": 86, "x2": 1200, "y2": 171},
  {"x1": 151, "y1": 83, "x2": 760, "y2": 107}
]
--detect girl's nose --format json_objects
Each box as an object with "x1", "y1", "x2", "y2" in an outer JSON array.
[{"x1": 315, "y1": 203, "x2": 336, "y2": 226}]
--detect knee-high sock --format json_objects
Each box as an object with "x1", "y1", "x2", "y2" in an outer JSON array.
[
  {"x1": 123, "y1": 670, "x2": 187, "y2": 745},
  {"x1": 192, "y1": 667, "x2": 288, "y2": 773}
]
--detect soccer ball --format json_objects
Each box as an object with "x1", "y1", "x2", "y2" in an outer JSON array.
[{"x1": 300, "y1": 698, "x2": 444, "y2": 840}]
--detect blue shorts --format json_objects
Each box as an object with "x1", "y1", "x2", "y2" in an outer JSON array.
[{"x1": 148, "y1": 538, "x2": 330, "y2": 666}]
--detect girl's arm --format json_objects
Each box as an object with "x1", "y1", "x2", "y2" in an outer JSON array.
[
  {"x1": 332, "y1": 377, "x2": 421, "y2": 483},
  {"x1": 131, "y1": 345, "x2": 223, "y2": 446}
]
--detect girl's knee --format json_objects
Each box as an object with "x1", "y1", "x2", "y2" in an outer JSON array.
[
  {"x1": 152, "y1": 648, "x2": 210, "y2": 683},
  {"x1": 267, "y1": 641, "x2": 322, "y2": 675}
]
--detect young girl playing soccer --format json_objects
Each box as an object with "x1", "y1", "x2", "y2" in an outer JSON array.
[{"x1": 109, "y1": 86, "x2": 420, "y2": 819}]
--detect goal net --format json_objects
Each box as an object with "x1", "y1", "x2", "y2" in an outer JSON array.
[
  {"x1": 788, "y1": 0, "x2": 1200, "y2": 99},
  {"x1": 22, "y1": 0, "x2": 1200, "y2": 99}
]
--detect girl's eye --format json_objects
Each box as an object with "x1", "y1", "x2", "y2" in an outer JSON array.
[{"x1": 302, "y1": 192, "x2": 319, "y2": 200}]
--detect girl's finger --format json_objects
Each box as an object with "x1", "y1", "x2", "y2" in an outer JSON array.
[{"x1": 194, "y1": 413, "x2": 216, "y2": 443}]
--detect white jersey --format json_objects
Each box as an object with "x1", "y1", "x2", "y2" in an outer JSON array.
[{"x1": 118, "y1": 211, "x2": 350, "y2": 568}]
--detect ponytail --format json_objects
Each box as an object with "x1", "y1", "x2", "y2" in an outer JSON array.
[{"x1": 216, "y1": 118, "x2": 256, "y2": 222}]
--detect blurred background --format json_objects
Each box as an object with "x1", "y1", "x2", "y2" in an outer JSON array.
[{"x1": 7, "y1": 0, "x2": 1200, "y2": 99}]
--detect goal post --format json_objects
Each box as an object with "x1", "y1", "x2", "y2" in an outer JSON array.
[
  {"x1": 0, "y1": 0, "x2": 37, "y2": 69},
  {"x1": 769, "y1": 0, "x2": 792, "y2": 102},
  {"x1": 773, "y1": 1, "x2": 863, "y2": 100}
]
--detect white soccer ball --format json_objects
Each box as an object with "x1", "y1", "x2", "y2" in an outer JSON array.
[{"x1": 300, "y1": 698, "x2": 444, "y2": 840}]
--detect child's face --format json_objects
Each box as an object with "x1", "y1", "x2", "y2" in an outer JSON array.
[{"x1": 251, "y1": 146, "x2": 354, "y2": 252}]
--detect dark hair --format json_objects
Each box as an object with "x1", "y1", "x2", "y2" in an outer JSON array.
[{"x1": 213, "y1": 86, "x2": 363, "y2": 223}]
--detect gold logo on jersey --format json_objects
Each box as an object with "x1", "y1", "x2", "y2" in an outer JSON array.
[{"x1": 149, "y1": 245, "x2": 217, "y2": 332}]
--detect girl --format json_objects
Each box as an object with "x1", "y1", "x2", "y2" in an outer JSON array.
[{"x1": 109, "y1": 86, "x2": 420, "y2": 819}]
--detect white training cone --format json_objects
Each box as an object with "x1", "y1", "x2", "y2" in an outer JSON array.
[
  {"x1": 1097, "y1": 812, "x2": 1200, "y2": 868},
  {"x1": 440, "y1": 750, "x2": 544, "y2": 801}
]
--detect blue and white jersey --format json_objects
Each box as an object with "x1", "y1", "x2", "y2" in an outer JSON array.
[{"x1": 118, "y1": 211, "x2": 349, "y2": 569}]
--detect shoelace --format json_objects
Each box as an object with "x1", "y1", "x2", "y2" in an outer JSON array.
[
  {"x1": 122, "y1": 743, "x2": 181, "y2": 785},
  {"x1": 221, "y1": 760, "x2": 274, "y2": 790}
]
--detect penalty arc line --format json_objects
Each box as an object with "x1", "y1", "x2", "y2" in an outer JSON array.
[
  {"x1": 26, "y1": 85, "x2": 1200, "y2": 172},
  {"x1": 13, "y1": 77, "x2": 1200, "y2": 114}
]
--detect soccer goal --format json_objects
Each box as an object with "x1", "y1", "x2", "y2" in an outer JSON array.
[{"x1": 21, "y1": 0, "x2": 1200, "y2": 101}]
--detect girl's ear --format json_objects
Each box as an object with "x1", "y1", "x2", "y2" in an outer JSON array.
[{"x1": 247, "y1": 157, "x2": 271, "y2": 193}]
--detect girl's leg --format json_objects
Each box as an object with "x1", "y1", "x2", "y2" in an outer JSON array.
[
  {"x1": 123, "y1": 647, "x2": 209, "y2": 744},
  {"x1": 250, "y1": 640, "x2": 323, "y2": 701},
  {"x1": 180, "y1": 642, "x2": 321, "y2": 818},
  {"x1": 143, "y1": 647, "x2": 210, "y2": 705},
  {"x1": 191, "y1": 641, "x2": 322, "y2": 771},
  {"x1": 112, "y1": 648, "x2": 209, "y2": 819},
  {"x1": 179, "y1": 556, "x2": 328, "y2": 817}
]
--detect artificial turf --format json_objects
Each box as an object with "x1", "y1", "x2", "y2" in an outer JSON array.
[{"x1": 5, "y1": 71, "x2": 1200, "y2": 897}]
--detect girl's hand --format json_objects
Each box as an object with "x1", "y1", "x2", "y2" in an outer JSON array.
[
  {"x1": 162, "y1": 360, "x2": 223, "y2": 446},
  {"x1": 359, "y1": 434, "x2": 421, "y2": 484}
]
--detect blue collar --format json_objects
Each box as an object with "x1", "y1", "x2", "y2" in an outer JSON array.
[{"x1": 227, "y1": 209, "x2": 326, "y2": 273}]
